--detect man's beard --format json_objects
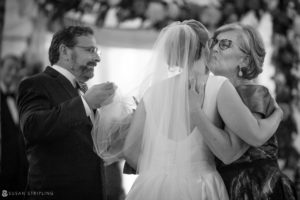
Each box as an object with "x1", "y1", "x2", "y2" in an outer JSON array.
[{"x1": 70, "y1": 54, "x2": 96, "y2": 81}]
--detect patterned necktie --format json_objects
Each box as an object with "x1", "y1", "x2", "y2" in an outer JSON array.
[
  {"x1": 76, "y1": 81, "x2": 96, "y2": 115},
  {"x1": 76, "y1": 81, "x2": 88, "y2": 93}
]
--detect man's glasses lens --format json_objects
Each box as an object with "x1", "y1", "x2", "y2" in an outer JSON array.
[{"x1": 75, "y1": 46, "x2": 99, "y2": 54}]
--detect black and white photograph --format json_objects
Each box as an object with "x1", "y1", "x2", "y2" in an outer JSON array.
[{"x1": 1, "y1": 0, "x2": 300, "y2": 199}]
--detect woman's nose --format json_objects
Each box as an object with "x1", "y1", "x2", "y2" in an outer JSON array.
[{"x1": 211, "y1": 42, "x2": 219, "y2": 52}]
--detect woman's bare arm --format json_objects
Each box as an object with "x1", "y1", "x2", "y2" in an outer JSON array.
[
  {"x1": 189, "y1": 80, "x2": 282, "y2": 163},
  {"x1": 217, "y1": 80, "x2": 282, "y2": 146},
  {"x1": 190, "y1": 90, "x2": 248, "y2": 164}
]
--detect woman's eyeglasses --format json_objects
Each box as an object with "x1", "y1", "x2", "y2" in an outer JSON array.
[
  {"x1": 207, "y1": 38, "x2": 248, "y2": 54},
  {"x1": 208, "y1": 38, "x2": 233, "y2": 50}
]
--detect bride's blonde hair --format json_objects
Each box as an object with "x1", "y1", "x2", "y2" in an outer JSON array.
[{"x1": 162, "y1": 20, "x2": 210, "y2": 69}]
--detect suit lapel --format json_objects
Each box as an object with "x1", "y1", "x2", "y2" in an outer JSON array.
[
  {"x1": 44, "y1": 67, "x2": 93, "y2": 127},
  {"x1": 44, "y1": 67, "x2": 78, "y2": 98},
  {"x1": 44, "y1": 66, "x2": 94, "y2": 145}
]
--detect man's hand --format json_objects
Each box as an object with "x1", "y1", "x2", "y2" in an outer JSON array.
[{"x1": 83, "y1": 82, "x2": 117, "y2": 109}]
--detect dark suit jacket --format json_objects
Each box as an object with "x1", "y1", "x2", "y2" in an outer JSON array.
[
  {"x1": 17, "y1": 67, "x2": 105, "y2": 200},
  {"x1": 1, "y1": 90, "x2": 27, "y2": 191},
  {"x1": 123, "y1": 162, "x2": 137, "y2": 175}
]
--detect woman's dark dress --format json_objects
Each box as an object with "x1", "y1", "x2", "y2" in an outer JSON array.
[{"x1": 216, "y1": 85, "x2": 297, "y2": 200}]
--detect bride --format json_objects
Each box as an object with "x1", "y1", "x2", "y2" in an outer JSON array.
[{"x1": 92, "y1": 20, "x2": 282, "y2": 200}]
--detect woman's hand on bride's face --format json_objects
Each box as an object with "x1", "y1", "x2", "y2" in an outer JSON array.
[
  {"x1": 188, "y1": 79, "x2": 205, "y2": 109},
  {"x1": 188, "y1": 79, "x2": 205, "y2": 129}
]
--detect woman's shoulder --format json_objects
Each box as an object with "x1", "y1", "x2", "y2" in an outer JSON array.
[
  {"x1": 207, "y1": 75, "x2": 229, "y2": 87},
  {"x1": 209, "y1": 75, "x2": 228, "y2": 82},
  {"x1": 236, "y1": 84, "x2": 275, "y2": 117},
  {"x1": 236, "y1": 84, "x2": 269, "y2": 94},
  {"x1": 206, "y1": 75, "x2": 230, "y2": 93},
  {"x1": 236, "y1": 84, "x2": 271, "y2": 101}
]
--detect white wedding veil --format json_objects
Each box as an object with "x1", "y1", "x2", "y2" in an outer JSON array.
[{"x1": 92, "y1": 20, "x2": 210, "y2": 170}]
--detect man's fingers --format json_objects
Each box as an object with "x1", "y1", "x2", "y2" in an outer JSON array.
[
  {"x1": 104, "y1": 83, "x2": 114, "y2": 89},
  {"x1": 95, "y1": 82, "x2": 116, "y2": 90}
]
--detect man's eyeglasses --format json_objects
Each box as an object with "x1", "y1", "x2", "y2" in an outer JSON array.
[
  {"x1": 75, "y1": 45, "x2": 100, "y2": 55},
  {"x1": 207, "y1": 38, "x2": 247, "y2": 54}
]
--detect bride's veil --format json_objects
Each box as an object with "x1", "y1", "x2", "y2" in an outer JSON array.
[
  {"x1": 92, "y1": 20, "x2": 210, "y2": 171},
  {"x1": 123, "y1": 20, "x2": 210, "y2": 173}
]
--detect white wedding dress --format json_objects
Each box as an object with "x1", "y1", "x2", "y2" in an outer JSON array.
[
  {"x1": 91, "y1": 22, "x2": 229, "y2": 200},
  {"x1": 125, "y1": 75, "x2": 229, "y2": 200}
]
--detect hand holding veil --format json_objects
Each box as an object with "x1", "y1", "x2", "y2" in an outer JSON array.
[{"x1": 91, "y1": 91, "x2": 135, "y2": 165}]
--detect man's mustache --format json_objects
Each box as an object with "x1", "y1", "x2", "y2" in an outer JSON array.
[{"x1": 87, "y1": 61, "x2": 97, "y2": 67}]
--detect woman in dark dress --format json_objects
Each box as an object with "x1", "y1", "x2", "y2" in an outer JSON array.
[{"x1": 205, "y1": 23, "x2": 297, "y2": 199}]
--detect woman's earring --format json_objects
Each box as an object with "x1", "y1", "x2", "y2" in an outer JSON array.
[{"x1": 238, "y1": 66, "x2": 243, "y2": 77}]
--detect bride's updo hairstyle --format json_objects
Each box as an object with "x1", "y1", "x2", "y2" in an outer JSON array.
[
  {"x1": 182, "y1": 20, "x2": 210, "y2": 61},
  {"x1": 133, "y1": 20, "x2": 210, "y2": 100},
  {"x1": 162, "y1": 20, "x2": 209, "y2": 69}
]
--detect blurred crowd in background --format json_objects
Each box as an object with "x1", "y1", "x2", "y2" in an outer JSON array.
[{"x1": 1, "y1": 0, "x2": 300, "y2": 199}]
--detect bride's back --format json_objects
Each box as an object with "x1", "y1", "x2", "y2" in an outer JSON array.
[
  {"x1": 126, "y1": 75, "x2": 229, "y2": 200},
  {"x1": 138, "y1": 75, "x2": 226, "y2": 175},
  {"x1": 125, "y1": 20, "x2": 229, "y2": 200}
]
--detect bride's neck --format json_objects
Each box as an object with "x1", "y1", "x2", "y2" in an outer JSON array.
[
  {"x1": 189, "y1": 59, "x2": 207, "y2": 78},
  {"x1": 189, "y1": 71, "x2": 200, "y2": 80},
  {"x1": 188, "y1": 67, "x2": 206, "y2": 81}
]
